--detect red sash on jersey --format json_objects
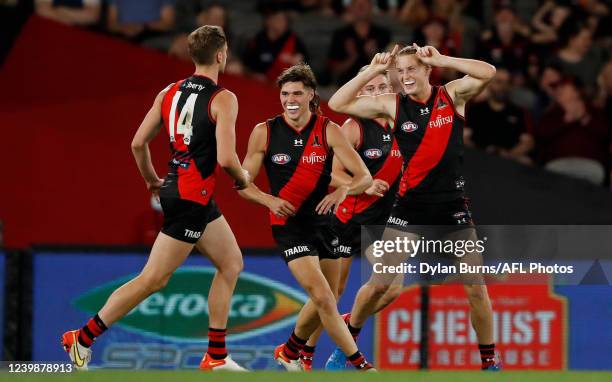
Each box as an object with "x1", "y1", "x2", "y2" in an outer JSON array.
[
  {"x1": 398, "y1": 87, "x2": 455, "y2": 196},
  {"x1": 336, "y1": 139, "x2": 403, "y2": 223},
  {"x1": 270, "y1": 115, "x2": 329, "y2": 225}
]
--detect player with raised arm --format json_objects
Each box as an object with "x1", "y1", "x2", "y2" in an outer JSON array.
[
  {"x1": 238, "y1": 63, "x2": 376, "y2": 371},
  {"x1": 298, "y1": 68, "x2": 404, "y2": 370},
  {"x1": 60, "y1": 25, "x2": 250, "y2": 371},
  {"x1": 328, "y1": 44, "x2": 502, "y2": 370}
]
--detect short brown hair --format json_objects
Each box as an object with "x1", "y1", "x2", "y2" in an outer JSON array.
[
  {"x1": 188, "y1": 25, "x2": 227, "y2": 65},
  {"x1": 277, "y1": 63, "x2": 321, "y2": 113}
]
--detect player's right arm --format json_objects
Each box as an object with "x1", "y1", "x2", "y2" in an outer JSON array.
[
  {"x1": 131, "y1": 90, "x2": 166, "y2": 194},
  {"x1": 330, "y1": 118, "x2": 361, "y2": 188},
  {"x1": 211, "y1": 90, "x2": 250, "y2": 190},
  {"x1": 237, "y1": 123, "x2": 296, "y2": 218},
  {"x1": 328, "y1": 46, "x2": 399, "y2": 121}
]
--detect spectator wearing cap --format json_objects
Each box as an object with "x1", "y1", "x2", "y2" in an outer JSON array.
[
  {"x1": 242, "y1": 6, "x2": 309, "y2": 82},
  {"x1": 35, "y1": 0, "x2": 101, "y2": 26},
  {"x1": 327, "y1": 0, "x2": 391, "y2": 85},
  {"x1": 534, "y1": 79, "x2": 611, "y2": 185},
  {"x1": 465, "y1": 67, "x2": 534, "y2": 165}
]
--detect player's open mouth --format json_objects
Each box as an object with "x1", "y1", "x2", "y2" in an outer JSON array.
[
  {"x1": 287, "y1": 105, "x2": 299, "y2": 111},
  {"x1": 404, "y1": 80, "x2": 416, "y2": 86}
]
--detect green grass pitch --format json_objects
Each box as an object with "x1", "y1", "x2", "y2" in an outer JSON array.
[{"x1": 1, "y1": 371, "x2": 612, "y2": 382}]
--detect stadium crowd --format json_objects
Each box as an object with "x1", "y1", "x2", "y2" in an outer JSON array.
[{"x1": 2, "y1": 0, "x2": 612, "y2": 186}]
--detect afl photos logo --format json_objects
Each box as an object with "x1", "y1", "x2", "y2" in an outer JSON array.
[
  {"x1": 364, "y1": 148, "x2": 383, "y2": 159},
  {"x1": 271, "y1": 153, "x2": 291, "y2": 165},
  {"x1": 401, "y1": 121, "x2": 418, "y2": 133}
]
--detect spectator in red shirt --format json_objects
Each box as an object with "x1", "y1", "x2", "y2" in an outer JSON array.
[
  {"x1": 242, "y1": 5, "x2": 309, "y2": 83},
  {"x1": 534, "y1": 79, "x2": 611, "y2": 185}
]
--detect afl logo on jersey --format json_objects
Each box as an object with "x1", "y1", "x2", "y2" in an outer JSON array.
[
  {"x1": 401, "y1": 121, "x2": 418, "y2": 133},
  {"x1": 364, "y1": 148, "x2": 383, "y2": 159},
  {"x1": 272, "y1": 153, "x2": 291, "y2": 165}
]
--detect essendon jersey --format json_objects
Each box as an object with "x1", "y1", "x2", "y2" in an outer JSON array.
[
  {"x1": 159, "y1": 75, "x2": 223, "y2": 206},
  {"x1": 335, "y1": 118, "x2": 403, "y2": 224},
  {"x1": 394, "y1": 85, "x2": 466, "y2": 202},
  {"x1": 264, "y1": 114, "x2": 332, "y2": 225}
]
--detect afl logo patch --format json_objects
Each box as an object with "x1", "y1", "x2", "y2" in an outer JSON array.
[
  {"x1": 271, "y1": 153, "x2": 291, "y2": 165},
  {"x1": 364, "y1": 148, "x2": 383, "y2": 159},
  {"x1": 401, "y1": 121, "x2": 418, "y2": 133}
]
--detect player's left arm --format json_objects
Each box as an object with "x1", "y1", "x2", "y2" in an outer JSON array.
[
  {"x1": 131, "y1": 90, "x2": 166, "y2": 194},
  {"x1": 415, "y1": 45, "x2": 496, "y2": 116},
  {"x1": 316, "y1": 122, "x2": 372, "y2": 214}
]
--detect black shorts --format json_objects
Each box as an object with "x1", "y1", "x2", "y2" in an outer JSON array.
[
  {"x1": 272, "y1": 215, "x2": 340, "y2": 263},
  {"x1": 386, "y1": 197, "x2": 474, "y2": 234},
  {"x1": 160, "y1": 197, "x2": 222, "y2": 244},
  {"x1": 332, "y1": 214, "x2": 389, "y2": 258}
]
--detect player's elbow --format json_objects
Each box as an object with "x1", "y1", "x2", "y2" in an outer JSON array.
[
  {"x1": 327, "y1": 96, "x2": 344, "y2": 113},
  {"x1": 131, "y1": 138, "x2": 146, "y2": 152},
  {"x1": 217, "y1": 153, "x2": 235, "y2": 169},
  {"x1": 483, "y1": 64, "x2": 496, "y2": 81}
]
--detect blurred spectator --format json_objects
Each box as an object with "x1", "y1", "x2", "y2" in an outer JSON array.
[
  {"x1": 549, "y1": 20, "x2": 608, "y2": 96},
  {"x1": 242, "y1": 6, "x2": 309, "y2": 82},
  {"x1": 530, "y1": 0, "x2": 571, "y2": 50},
  {"x1": 327, "y1": 0, "x2": 390, "y2": 85},
  {"x1": 533, "y1": 63, "x2": 564, "y2": 120},
  {"x1": 476, "y1": 4, "x2": 531, "y2": 76},
  {"x1": 174, "y1": 1, "x2": 229, "y2": 35},
  {"x1": 597, "y1": 60, "x2": 612, "y2": 128},
  {"x1": 107, "y1": 0, "x2": 176, "y2": 50},
  {"x1": 413, "y1": 16, "x2": 456, "y2": 84},
  {"x1": 399, "y1": 0, "x2": 481, "y2": 58},
  {"x1": 534, "y1": 79, "x2": 610, "y2": 185},
  {"x1": 35, "y1": 0, "x2": 101, "y2": 26},
  {"x1": 169, "y1": 2, "x2": 242, "y2": 74},
  {"x1": 465, "y1": 68, "x2": 534, "y2": 165}
]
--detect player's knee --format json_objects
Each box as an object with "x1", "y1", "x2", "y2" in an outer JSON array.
[
  {"x1": 223, "y1": 256, "x2": 244, "y2": 279},
  {"x1": 385, "y1": 284, "x2": 403, "y2": 302},
  {"x1": 465, "y1": 285, "x2": 488, "y2": 304},
  {"x1": 140, "y1": 273, "x2": 171, "y2": 293},
  {"x1": 308, "y1": 286, "x2": 336, "y2": 313},
  {"x1": 371, "y1": 282, "x2": 390, "y2": 297}
]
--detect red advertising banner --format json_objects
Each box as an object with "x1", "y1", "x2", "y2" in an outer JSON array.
[{"x1": 375, "y1": 282, "x2": 567, "y2": 370}]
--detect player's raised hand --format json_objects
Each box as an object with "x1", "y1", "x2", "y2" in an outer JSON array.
[
  {"x1": 368, "y1": 44, "x2": 400, "y2": 74},
  {"x1": 414, "y1": 44, "x2": 445, "y2": 67}
]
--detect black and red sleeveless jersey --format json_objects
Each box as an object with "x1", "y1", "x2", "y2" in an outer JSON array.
[
  {"x1": 335, "y1": 118, "x2": 403, "y2": 224},
  {"x1": 394, "y1": 85, "x2": 466, "y2": 202},
  {"x1": 159, "y1": 75, "x2": 224, "y2": 206},
  {"x1": 264, "y1": 113, "x2": 332, "y2": 225}
]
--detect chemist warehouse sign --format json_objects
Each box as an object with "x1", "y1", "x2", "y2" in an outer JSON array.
[{"x1": 375, "y1": 281, "x2": 566, "y2": 370}]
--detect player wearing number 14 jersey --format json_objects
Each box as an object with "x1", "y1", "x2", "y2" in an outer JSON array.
[{"x1": 60, "y1": 26, "x2": 249, "y2": 371}]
